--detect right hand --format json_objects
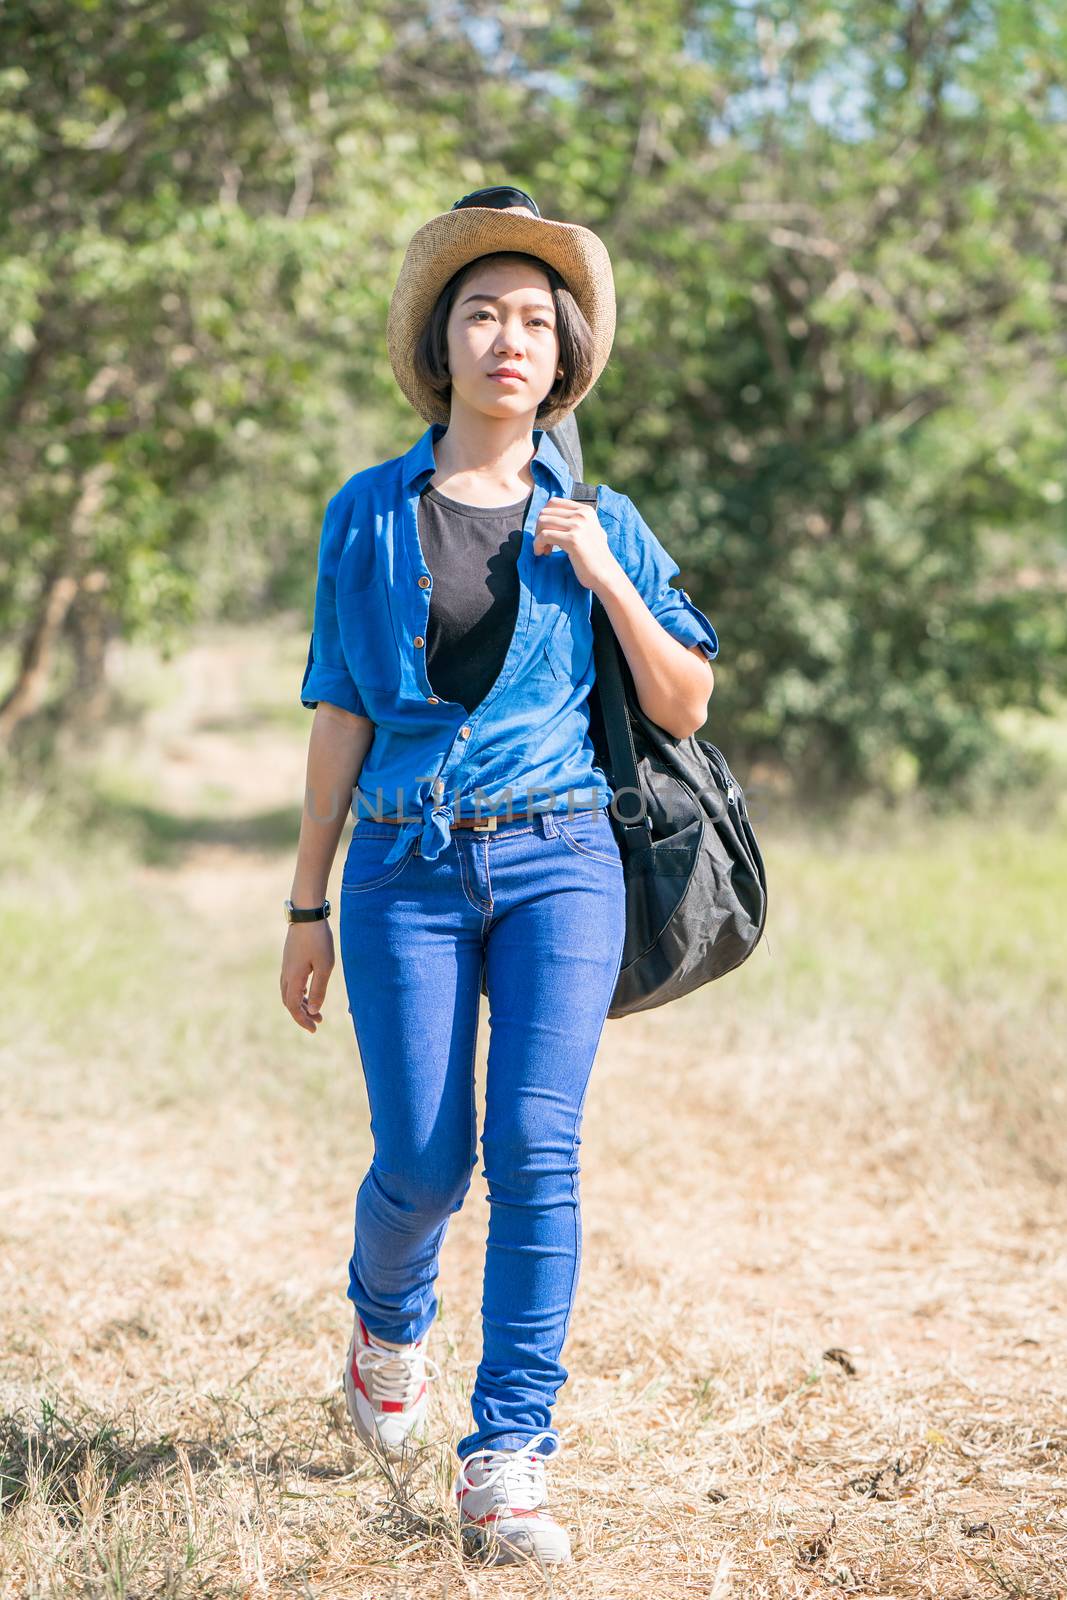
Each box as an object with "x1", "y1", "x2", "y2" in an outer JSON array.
[{"x1": 280, "y1": 921, "x2": 335, "y2": 1033}]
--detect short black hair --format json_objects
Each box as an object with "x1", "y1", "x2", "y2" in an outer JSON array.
[{"x1": 413, "y1": 251, "x2": 595, "y2": 421}]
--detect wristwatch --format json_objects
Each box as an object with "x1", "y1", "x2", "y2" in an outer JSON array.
[{"x1": 284, "y1": 897, "x2": 331, "y2": 924}]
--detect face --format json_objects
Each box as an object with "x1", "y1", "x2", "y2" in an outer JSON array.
[{"x1": 444, "y1": 249, "x2": 564, "y2": 424}]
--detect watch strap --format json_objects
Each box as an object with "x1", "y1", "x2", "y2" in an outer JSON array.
[{"x1": 285, "y1": 897, "x2": 331, "y2": 923}]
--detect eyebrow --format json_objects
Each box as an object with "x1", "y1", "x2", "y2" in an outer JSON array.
[{"x1": 460, "y1": 293, "x2": 555, "y2": 314}]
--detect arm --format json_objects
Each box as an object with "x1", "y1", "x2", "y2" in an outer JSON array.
[
  {"x1": 281, "y1": 704, "x2": 374, "y2": 1033},
  {"x1": 282, "y1": 490, "x2": 375, "y2": 1033},
  {"x1": 592, "y1": 566, "x2": 715, "y2": 740},
  {"x1": 535, "y1": 491, "x2": 719, "y2": 741}
]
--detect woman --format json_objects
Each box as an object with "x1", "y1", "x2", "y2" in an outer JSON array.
[{"x1": 280, "y1": 197, "x2": 718, "y2": 1567}]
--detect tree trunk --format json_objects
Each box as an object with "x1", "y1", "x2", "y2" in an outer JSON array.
[
  {"x1": 66, "y1": 576, "x2": 119, "y2": 726},
  {"x1": 0, "y1": 463, "x2": 113, "y2": 747}
]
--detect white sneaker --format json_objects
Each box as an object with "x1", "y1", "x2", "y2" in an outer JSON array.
[
  {"x1": 342, "y1": 1312, "x2": 440, "y2": 1462},
  {"x1": 454, "y1": 1432, "x2": 572, "y2": 1565}
]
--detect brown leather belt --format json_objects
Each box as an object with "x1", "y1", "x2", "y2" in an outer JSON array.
[
  {"x1": 367, "y1": 812, "x2": 502, "y2": 831},
  {"x1": 373, "y1": 808, "x2": 602, "y2": 833}
]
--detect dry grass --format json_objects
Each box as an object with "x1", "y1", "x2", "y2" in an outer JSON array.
[{"x1": 0, "y1": 622, "x2": 1064, "y2": 1598}]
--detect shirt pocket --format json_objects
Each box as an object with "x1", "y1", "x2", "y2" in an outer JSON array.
[
  {"x1": 337, "y1": 577, "x2": 401, "y2": 695},
  {"x1": 541, "y1": 589, "x2": 594, "y2": 684}
]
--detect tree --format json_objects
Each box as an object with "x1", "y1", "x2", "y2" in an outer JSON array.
[{"x1": 3, "y1": 0, "x2": 1064, "y2": 796}]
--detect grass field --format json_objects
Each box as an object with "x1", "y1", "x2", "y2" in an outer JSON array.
[{"x1": 1, "y1": 622, "x2": 1065, "y2": 1598}]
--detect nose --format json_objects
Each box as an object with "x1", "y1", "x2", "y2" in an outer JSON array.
[{"x1": 494, "y1": 315, "x2": 529, "y2": 356}]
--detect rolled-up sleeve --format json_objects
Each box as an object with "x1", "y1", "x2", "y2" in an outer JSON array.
[
  {"x1": 300, "y1": 496, "x2": 369, "y2": 716},
  {"x1": 606, "y1": 494, "x2": 719, "y2": 662}
]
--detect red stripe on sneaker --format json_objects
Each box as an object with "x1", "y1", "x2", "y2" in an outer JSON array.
[
  {"x1": 378, "y1": 1381, "x2": 426, "y2": 1414},
  {"x1": 460, "y1": 1508, "x2": 546, "y2": 1524}
]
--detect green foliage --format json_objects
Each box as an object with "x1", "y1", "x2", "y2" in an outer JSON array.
[{"x1": 1, "y1": 0, "x2": 1064, "y2": 795}]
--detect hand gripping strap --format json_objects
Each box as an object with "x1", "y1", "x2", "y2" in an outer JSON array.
[{"x1": 569, "y1": 482, "x2": 652, "y2": 856}]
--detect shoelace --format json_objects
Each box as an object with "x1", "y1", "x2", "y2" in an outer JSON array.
[
  {"x1": 454, "y1": 1430, "x2": 563, "y2": 1511},
  {"x1": 356, "y1": 1338, "x2": 441, "y2": 1408}
]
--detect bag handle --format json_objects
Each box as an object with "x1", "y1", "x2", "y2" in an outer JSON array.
[{"x1": 569, "y1": 482, "x2": 652, "y2": 854}]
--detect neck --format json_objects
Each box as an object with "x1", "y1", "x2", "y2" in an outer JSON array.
[{"x1": 432, "y1": 406, "x2": 539, "y2": 489}]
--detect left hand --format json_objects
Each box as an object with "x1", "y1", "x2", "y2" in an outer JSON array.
[{"x1": 533, "y1": 496, "x2": 619, "y2": 592}]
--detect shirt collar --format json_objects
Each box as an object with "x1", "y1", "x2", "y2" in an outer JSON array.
[{"x1": 400, "y1": 420, "x2": 572, "y2": 497}]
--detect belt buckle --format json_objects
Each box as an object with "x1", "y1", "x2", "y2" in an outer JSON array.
[{"x1": 471, "y1": 814, "x2": 498, "y2": 833}]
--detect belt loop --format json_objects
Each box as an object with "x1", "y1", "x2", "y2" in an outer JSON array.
[{"x1": 539, "y1": 809, "x2": 558, "y2": 838}]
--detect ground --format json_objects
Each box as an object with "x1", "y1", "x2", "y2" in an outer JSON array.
[{"x1": 0, "y1": 622, "x2": 1064, "y2": 1598}]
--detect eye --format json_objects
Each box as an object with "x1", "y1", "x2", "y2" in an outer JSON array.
[{"x1": 469, "y1": 311, "x2": 553, "y2": 328}]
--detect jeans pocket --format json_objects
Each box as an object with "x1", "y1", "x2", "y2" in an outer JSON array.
[
  {"x1": 556, "y1": 811, "x2": 623, "y2": 867},
  {"x1": 341, "y1": 827, "x2": 418, "y2": 893}
]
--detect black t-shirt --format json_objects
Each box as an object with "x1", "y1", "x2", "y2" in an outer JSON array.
[{"x1": 417, "y1": 482, "x2": 535, "y2": 713}]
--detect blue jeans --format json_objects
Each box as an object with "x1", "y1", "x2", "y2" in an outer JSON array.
[{"x1": 337, "y1": 806, "x2": 627, "y2": 1462}]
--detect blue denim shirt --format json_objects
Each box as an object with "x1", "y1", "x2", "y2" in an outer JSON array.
[{"x1": 301, "y1": 421, "x2": 719, "y2": 866}]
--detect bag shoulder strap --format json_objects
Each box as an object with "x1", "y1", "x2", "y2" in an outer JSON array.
[{"x1": 568, "y1": 481, "x2": 650, "y2": 842}]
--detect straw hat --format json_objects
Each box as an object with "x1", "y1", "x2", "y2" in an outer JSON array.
[{"x1": 386, "y1": 206, "x2": 616, "y2": 432}]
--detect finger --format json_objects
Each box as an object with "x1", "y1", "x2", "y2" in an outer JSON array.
[
  {"x1": 286, "y1": 999, "x2": 314, "y2": 1032},
  {"x1": 534, "y1": 530, "x2": 574, "y2": 554},
  {"x1": 282, "y1": 975, "x2": 315, "y2": 1022}
]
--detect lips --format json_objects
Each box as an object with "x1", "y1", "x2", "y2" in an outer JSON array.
[{"x1": 489, "y1": 370, "x2": 524, "y2": 381}]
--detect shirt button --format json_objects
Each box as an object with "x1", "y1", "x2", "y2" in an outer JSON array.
[
  {"x1": 427, "y1": 695, "x2": 439, "y2": 704},
  {"x1": 460, "y1": 725, "x2": 471, "y2": 738},
  {"x1": 414, "y1": 635, "x2": 425, "y2": 648},
  {"x1": 418, "y1": 576, "x2": 431, "y2": 588}
]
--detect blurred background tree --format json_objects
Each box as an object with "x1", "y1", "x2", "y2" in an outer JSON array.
[{"x1": 1, "y1": 0, "x2": 1064, "y2": 796}]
